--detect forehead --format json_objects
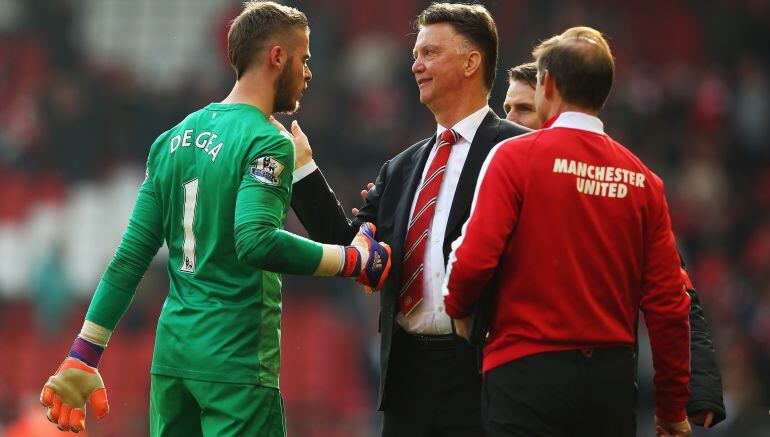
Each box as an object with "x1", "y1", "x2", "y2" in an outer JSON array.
[
  {"x1": 506, "y1": 80, "x2": 535, "y2": 101},
  {"x1": 414, "y1": 22, "x2": 461, "y2": 50}
]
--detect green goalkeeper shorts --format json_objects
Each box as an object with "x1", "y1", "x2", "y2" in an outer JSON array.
[{"x1": 149, "y1": 374, "x2": 286, "y2": 437}]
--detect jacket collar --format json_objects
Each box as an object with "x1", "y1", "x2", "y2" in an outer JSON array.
[{"x1": 546, "y1": 111, "x2": 605, "y2": 135}]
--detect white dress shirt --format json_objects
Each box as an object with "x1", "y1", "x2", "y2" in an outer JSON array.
[
  {"x1": 292, "y1": 105, "x2": 491, "y2": 335},
  {"x1": 396, "y1": 105, "x2": 490, "y2": 335}
]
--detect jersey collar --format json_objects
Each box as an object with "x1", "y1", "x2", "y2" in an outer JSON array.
[{"x1": 547, "y1": 111, "x2": 606, "y2": 135}]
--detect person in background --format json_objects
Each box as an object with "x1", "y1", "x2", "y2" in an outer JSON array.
[{"x1": 503, "y1": 62, "x2": 540, "y2": 129}]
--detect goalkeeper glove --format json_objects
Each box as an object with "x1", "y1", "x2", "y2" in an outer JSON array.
[
  {"x1": 338, "y1": 223, "x2": 392, "y2": 291},
  {"x1": 41, "y1": 337, "x2": 110, "y2": 433}
]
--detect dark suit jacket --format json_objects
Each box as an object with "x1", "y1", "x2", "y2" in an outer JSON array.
[
  {"x1": 681, "y1": 258, "x2": 726, "y2": 424},
  {"x1": 292, "y1": 110, "x2": 522, "y2": 409},
  {"x1": 290, "y1": 109, "x2": 725, "y2": 424}
]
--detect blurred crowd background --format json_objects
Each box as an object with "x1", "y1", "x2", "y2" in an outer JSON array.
[{"x1": 0, "y1": 0, "x2": 768, "y2": 435}]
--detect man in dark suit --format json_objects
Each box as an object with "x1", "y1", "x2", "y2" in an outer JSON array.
[{"x1": 283, "y1": 4, "x2": 527, "y2": 436}]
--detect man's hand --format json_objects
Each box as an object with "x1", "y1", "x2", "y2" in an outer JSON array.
[
  {"x1": 454, "y1": 316, "x2": 472, "y2": 341},
  {"x1": 349, "y1": 223, "x2": 391, "y2": 292},
  {"x1": 655, "y1": 415, "x2": 692, "y2": 437},
  {"x1": 688, "y1": 410, "x2": 715, "y2": 428},
  {"x1": 351, "y1": 183, "x2": 375, "y2": 216},
  {"x1": 269, "y1": 117, "x2": 313, "y2": 169},
  {"x1": 41, "y1": 357, "x2": 109, "y2": 433}
]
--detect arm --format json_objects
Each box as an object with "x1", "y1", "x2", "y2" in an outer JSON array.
[
  {"x1": 42, "y1": 172, "x2": 164, "y2": 432},
  {"x1": 235, "y1": 135, "x2": 391, "y2": 285},
  {"x1": 640, "y1": 193, "x2": 692, "y2": 425},
  {"x1": 291, "y1": 167, "x2": 359, "y2": 244},
  {"x1": 272, "y1": 117, "x2": 360, "y2": 244},
  {"x1": 234, "y1": 155, "x2": 324, "y2": 274},
  {"x1": 681, "y1": 256, "x2": 726, "y2": 426},
  {"x1": 86, "y1": 175, "x2": 164, "y2": 329},
  {"x1": 351, "y1": 160, "x2": 387, "y2": 229},
  {"x1": 291, "y1": 159, "x2": 387, "y2": 244},
  {"x1": 443, "y1": 142, "x2": 522, "y2": 317},
  {"x1": 277, "y1": 117, "x2": 382, "y2": 244}
]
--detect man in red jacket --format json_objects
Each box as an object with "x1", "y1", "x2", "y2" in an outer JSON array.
[
  {"x1": 443, "y1": 27, "x2": 692, "y2": 437},
  {"x1": 501, "y1": 59, "x2": 724, "y2": 429}
]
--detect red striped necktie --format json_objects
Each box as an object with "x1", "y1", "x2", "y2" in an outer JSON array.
[{"x1": 399, "y1": 129, "x2": 460, "y2": 316}]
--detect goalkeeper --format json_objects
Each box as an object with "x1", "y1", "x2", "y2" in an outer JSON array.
[{"x1": 39, "y1": 2, "x2": 391, "y2": 436}]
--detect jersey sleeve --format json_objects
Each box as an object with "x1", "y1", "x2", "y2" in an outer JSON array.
[
  {"x1": 234, "y1": 134, "x2": 323, "y2": 274},
  {"x1": 86, "y1": 172, "x2": 164, "y2": 330},
  {"x1": 443, "y1": 139, "x2": 526, "y2": 317},
  {"x1": 640, "y1": 181, "x2": 692, "y2": 422}
]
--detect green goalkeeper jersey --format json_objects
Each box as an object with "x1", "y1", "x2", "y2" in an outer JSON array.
[{"x1": 85, "y1": 103, "x2": 323, "y2": 388}]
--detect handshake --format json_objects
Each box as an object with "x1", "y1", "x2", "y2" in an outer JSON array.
[{"x1": 337, "y1": 223, "x2": 392, "y2": 292}]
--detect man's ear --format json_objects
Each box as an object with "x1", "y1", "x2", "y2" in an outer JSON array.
[
  {"x1": 268, "y1": 45, "x2": 286, "y2": 70},
  {"x1": 542, "y1": 69, "x2": 556, "y2": 99},
  {"x1": 464, "y1": 50, "x2": 482, "y2": 78}
]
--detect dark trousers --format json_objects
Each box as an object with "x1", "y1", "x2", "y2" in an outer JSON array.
[
  {"x1": 483, "y1": 347, "x2": 637, "y2": 437},
  {"x1": 382, "y1": 328, "x2": 486, "y2": 437}
]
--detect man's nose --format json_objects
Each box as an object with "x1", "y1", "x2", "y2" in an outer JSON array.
[{"x1": 412, "y1": 57, "x2": 424, "y2": 74}]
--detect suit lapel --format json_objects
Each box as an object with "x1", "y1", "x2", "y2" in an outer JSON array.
[
  {"x1": 444, "y1": 110, "x2": 501, "y2": 249},
  {"x1": 391, "y1": 136, "x2": 435, "y2": 280}
]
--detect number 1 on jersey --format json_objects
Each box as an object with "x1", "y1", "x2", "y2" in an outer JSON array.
[{"x1": 180, "y1": 178, "x2": 199, "y2": 273}]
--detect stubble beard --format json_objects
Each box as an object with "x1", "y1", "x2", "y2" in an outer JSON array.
[{"x1": 274, "y1": 61, "x2": 304, "y2": 115}]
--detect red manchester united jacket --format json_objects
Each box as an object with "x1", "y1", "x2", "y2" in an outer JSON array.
[{"x1": 443, "y1": 111, "x2": 691, "y2": 422}]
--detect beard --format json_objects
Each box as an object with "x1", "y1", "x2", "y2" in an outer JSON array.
[{"x1": 273, "y1": 59, "x2": 305, "y2": 114}]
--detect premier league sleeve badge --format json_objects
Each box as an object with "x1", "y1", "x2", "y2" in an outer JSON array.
[{"x1": 250, "y1": 156, "x2": 285, "y2": 186}]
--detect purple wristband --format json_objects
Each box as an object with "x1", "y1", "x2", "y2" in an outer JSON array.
[{"x1": 69, "y1": 336, "x2": 105, "y2": 368}]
